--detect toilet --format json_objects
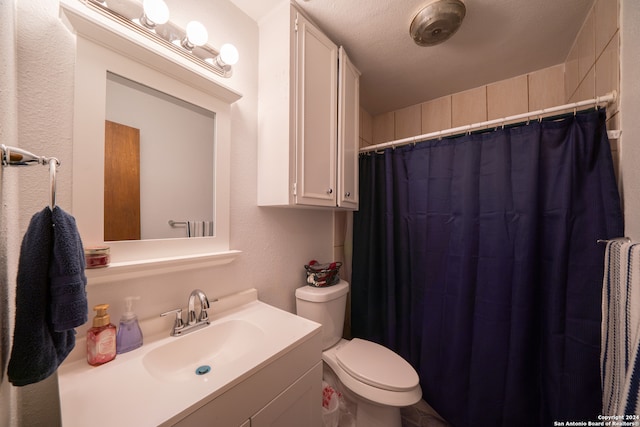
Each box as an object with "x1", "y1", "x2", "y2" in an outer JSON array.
[{"x1": 296, "y1": 280, "x2": 422, "y2": 427}]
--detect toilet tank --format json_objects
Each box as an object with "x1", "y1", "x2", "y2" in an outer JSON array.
[{"x1": 295, "y1": 280, "x2": 349, "y2": 350}]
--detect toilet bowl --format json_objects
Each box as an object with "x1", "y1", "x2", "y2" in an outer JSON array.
[{"x1": 295, "y1": 281, "x2": 422, "y2": 427}]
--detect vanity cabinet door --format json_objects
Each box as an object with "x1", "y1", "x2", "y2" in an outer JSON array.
[
  {"x1": 250, "y1": 362, "x2": 322, "y2": 427},
  {"x1": 294, "y1": 12, "x2": 338, "y2": 207},
  {"x1": 337, "y1": 47, "x2": 360, "y2": 210}
]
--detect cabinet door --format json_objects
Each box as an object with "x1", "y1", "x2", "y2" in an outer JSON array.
[
  {"x1": 337, "y1": 47, "x2": 360, "y2": 210},
  {"x1": 294, "y1": 12, "x2": 338, "y2": 207},
  {"x1": 251, "y1": 362, "x2": 322, "y2": 427}
]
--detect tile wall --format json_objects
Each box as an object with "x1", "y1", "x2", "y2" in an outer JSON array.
[
  {"x1": 361, "y1": 61, "x2": 565, "y2": 148},
  {"x1": 566, "y1": 0, "x2": 620, "y2": 171}
]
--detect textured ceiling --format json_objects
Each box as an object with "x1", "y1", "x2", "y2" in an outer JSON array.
[{"x1": 229, "y1": 0, "x2": 595, "y2": 116}]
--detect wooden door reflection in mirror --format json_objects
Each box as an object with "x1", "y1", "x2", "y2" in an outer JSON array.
[{"x1": 104, "y1": 120, "x2": 141, "y2": 241}]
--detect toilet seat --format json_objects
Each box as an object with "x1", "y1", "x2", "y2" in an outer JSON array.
[
  {"x1": 322, "y1": 339, "x2": 422, "y2": 407},
  {"x1": 336, "y1": 338, "x2": 419, "y2": 392}
]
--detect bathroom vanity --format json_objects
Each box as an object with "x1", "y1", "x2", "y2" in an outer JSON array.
[{"x1": 58, "y1": 289, "x2": 323, "y2": 426}]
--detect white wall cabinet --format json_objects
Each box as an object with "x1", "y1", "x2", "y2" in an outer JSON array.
[
  {"x1": 337, "y1": 47, "x2": 361, "y2": 210},
  {"x1": 258, "y1": 3, "x2": 360, "y2": 209}
]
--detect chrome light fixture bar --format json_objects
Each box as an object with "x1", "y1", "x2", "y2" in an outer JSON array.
[{"x1": 83, "y1": 0, "x2": 238, "y2": 78}]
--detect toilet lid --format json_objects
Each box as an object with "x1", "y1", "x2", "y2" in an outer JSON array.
[{"x1": 336, "y1": 338, "x2": 419, "y2": 392}]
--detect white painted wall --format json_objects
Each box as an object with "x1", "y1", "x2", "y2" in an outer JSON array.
[
  {"x1": 2, "y1": 0, "x2": 334, "y2": 424},
  {"x1": 620, "y1": 0, "x2": 640, "y2": 237}
]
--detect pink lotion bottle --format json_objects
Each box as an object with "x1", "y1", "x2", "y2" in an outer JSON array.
[{"x1": 87, "y1": 304, "x2": 117, "y2": 366}]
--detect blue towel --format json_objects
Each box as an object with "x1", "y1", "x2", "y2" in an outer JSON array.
[
  {"x1": 8, "y1": 206, "x2": 88, "y2": 386},
  {"x1": 50, "y1": 207, "x2": 88, "y2": 331}
]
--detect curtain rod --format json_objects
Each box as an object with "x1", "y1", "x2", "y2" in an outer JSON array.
[{"x1": 360, "y1": 91, "x2": 618, "y2": 154}]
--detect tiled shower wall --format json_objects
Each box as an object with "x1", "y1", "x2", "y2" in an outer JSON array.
[{"x1": 334, "y1": 0, "x2": 619, "y2": 291}]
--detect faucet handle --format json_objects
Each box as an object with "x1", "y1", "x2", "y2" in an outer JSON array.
[
  {"x1": 198, "y1": 296, "x2": 219, "y2": 323},
  {"x1": 199, "y1": 306, "x2": 210, "y2": 323},
  {"x1": 161, "y1": 308, "x2": 184, "y2": 331}
]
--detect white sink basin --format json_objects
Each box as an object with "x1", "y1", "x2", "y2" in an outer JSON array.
[{"x1": 142, "y1": 319, "x2": 266, "y2": 382}]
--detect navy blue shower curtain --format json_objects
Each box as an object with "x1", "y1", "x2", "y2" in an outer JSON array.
[{"x1": 351, "y1": 109, "x2": 623, "y2": 427}]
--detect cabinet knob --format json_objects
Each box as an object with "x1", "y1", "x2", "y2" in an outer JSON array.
[
  {"x1": 327, "y1": 188, "x2": 333, "y2": 194},
  {"x1": 345, "y1": 192, "x2": 351, "y2": 197}
]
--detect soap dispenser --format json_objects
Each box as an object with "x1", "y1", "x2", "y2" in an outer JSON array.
[
  {"x1": 87, "y1": 304, "x2": 117, "y2": 366},
  {"x1": 116, "y1": 296, "x2": 143, "y2": 354}
]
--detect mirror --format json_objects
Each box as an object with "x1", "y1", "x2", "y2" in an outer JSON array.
[
  {"x1": 69, "y1": 31, "x2": 240, "y2": 267},
  {"x1": 104, "y1": 72, "x2": 215, "y2": 241}
]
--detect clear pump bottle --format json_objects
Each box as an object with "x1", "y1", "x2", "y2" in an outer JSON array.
[{"x1": 116, "y1": 296, "x2": 143, "y2": 354}]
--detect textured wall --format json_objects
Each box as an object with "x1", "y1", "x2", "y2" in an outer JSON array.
[{"x1": 1, "y1": 2, "x2": 20, "y2": 426}]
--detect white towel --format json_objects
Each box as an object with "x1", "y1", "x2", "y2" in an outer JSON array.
[
  {"x1": 602, "y1": 240, "x2": 640, "y2": 415},
  {"x1": 187, "y1": 221, "x2": 213, "y2": 237}
]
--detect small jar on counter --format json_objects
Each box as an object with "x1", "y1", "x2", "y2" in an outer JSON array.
[{"x1": 84, "y1": 246, "x2": 110, "y2": 269}]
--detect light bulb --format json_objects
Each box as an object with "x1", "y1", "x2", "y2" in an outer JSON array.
[
  {"x1": 138, "y1": 0, "x2": 169, "y2": 29},
  {"x1": 185, "y1": 21, "x2": 208, "y2": 47},
  {"x1": 144, "y1": 0, "x2": 169, "y2": 25},
  {"x1": 219, "y1": 43, "x2": 239, "y2": 66}
]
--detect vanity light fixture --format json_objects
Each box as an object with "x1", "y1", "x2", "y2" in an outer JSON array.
[{"x1": 82, "y1": 0, "x2": 238, "y2": 78}]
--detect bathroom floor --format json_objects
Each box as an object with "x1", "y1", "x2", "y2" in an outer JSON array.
[{"x1": 401, "y1": 399, "x2": 451, "y2": 427}]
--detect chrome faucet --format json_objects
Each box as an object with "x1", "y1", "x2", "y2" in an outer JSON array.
[{"x1": 161, "y1": 289, "x2": 212, "y2": 336}]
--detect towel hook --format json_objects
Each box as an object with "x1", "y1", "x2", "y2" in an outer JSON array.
[{"x1": 48, "y1": 157, "x2": 59, "y2": 210}]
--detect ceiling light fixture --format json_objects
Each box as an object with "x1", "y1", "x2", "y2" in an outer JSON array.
[
  {"x1": 83, "y1": 0, "x2": 238, "y2": 78},
  {"x1": 410, "y1": 0, "x2": 466, "y2": 47}
]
